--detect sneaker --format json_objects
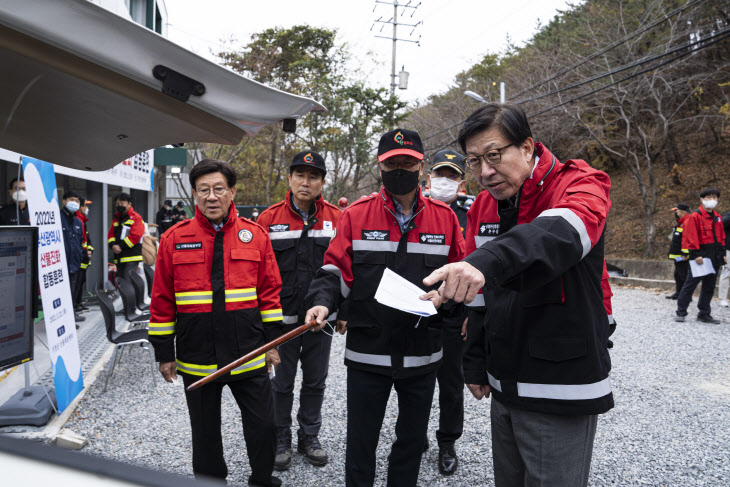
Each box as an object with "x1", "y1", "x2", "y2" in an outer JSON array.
[
  {"x1": 297, "y1": 431, "x2": 328, "y2": 466},
  {"x1": 274, "y1": 429, "x2": 291, "y2": 471},
  {"x1": 698, "y1": 315, "x2": 721, "y2": 324},
  {"x1": 438, "y1": 443, "x2": 459, "y2": 476},
  {"x1": 721, "y1": 300, "x2": 729, "y2": 307},
  {"x1": 666, "y1": 293, "x2": 679, "y2": 300},
  {"x1": 248, "y1": 475, "x2": 282, "y2": 487},
  {"x1": 674, "y1": 315, "x2": 685, "y2": 322}
]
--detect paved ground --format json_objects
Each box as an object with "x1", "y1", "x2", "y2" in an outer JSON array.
[{"x1": 62, "y1": 286, "x2": 730, "y2": 486}]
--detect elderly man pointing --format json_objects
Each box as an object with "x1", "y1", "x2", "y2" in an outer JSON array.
[{"x1": 424, "y1": 104, "x2": 613, "y2": 487}]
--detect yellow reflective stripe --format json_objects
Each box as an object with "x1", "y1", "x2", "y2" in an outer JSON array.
[
  {"x1": 668, "y1": 254, "x2": 682, "y2": 259},
  {"x1": 681, "y1": 249, "x2": 689, "y2": 252},
  {"x1": 677, "y1": 228, "x2": 683, "y2": 233},
  {"x1": 124, "y1": 219, "x2": 135, "y2": 225},
  {"x1": 113, "y1": 222, "x2": 119, "y2": 227},
  {"x1": 124, "y1": 237, "x2": 134, "y2": 247},
  {"x1": 108, "y1": 237, "x2": 116, "y2": 243},
  {"x1": 261, "y1": 309, "x2": 283, "y2": 322},
  {"x1": 88, "y1": 246, "x2": 94, "y2": 251},
  {"x1": 225, "y1": 288, "x2": 257, "y2": 302},
  {"x1": 80, "y1": 263, "x2": 89, "y2": 269},
  {"x1": 82, "y1": 242, "x2": 88, "y2": 249},
  {"x1": 148, "y1": 322, "x2": 175, "y2": 335},
  {"x1": 175, "y1": 291, "x2": 213, "y2": 305},
  {"x1": 231, "y1": 354, "x2": 266, "y2": 375},
  {"x1": 176, "y1": 360, "x2": 217, "y2": 376},
  {"x1": 119, "y1": 255, "x2": 143, "y2": 263}
]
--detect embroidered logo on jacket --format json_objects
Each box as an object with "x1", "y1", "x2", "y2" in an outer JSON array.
[
  {"x1": 238, "y1": 229, "x2": 253, "y2": 243},
  {"x1": 269, "y1": 224, "x2": 290, "y2": 232},
  {"x1": 175, "y1": 242, "x2": 202, "y2": 250},
  {"x1": 323, "y1": 221, "x2": 333, "y2": 231},
  {"x1": 362, "y1": 230, "x2": 390, "y2": 241},
  {"x1": 479, "y1": 222, "x2": 500, "y2": 237},
  {"x1": 419, "y1": 233, "x2": 445, "y2": 245}
]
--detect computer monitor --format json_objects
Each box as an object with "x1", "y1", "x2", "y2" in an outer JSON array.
[{"x1": 0, "y1": 226, "x2": 39, "y2": 372}]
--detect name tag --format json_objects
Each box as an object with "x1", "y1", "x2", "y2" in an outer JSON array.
[
  {"x1": 479, "y1": 222, "x2": 499, "y2": 237},
  {"x1": 419, "y1": 233, "x2": 445, "y2": 245},
  {"x1": 175, "y1": 242, "x2": 202, "y2": 250}
]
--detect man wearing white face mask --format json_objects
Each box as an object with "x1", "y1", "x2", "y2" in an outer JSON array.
[
  {"x1": 425, "y1": 149, "x2": 468, "y2": 475},
  {"x1": 675, "y1": 187, "x2": 727, "y2": 324},
  {"x1": 0, "y1": 177, "x2": 30, "y2": 225}
]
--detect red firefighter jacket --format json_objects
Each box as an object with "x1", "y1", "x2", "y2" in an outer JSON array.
[
  {"x1": 256, "y1": 191, "x2": 341, "y2": 326},
  {"x1": 306, "y1": 186, "x2": 466, "y2": 378},
  {"x1": 681, "y1": 205, "x2": 726, "y2": 268},
  {"x1": 462, "y1": 142, "x2": 613, "y2": 416},
  {"x1": 148, "y1": 202, "x2": 284, "y2": 380},
  {"x1": 107, "y1": 205, "x2": 145, "y2": 265},
  {"x1": 76, "y1": 211, "x2": 93, "y2": 269}
]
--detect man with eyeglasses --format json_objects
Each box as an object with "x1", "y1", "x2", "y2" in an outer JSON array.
[
  {"x1": 256, "y1": 151, "x2": 342, "y2": 471},
  {"x1": 149, "y1": 159, "x2": 285, "y2": 487},
  {"x1": 423, "y1": 104, "x2": 613, "y2": 487},
  {"x1": 304, "y1": 128, "x2": 466, "y2": 486},
  {"x1": 425, "y1": 149, "x2": 468, "y2": 475}
]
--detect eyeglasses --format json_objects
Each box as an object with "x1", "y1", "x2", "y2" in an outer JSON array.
[
  {"x1": 380, "y1": 159, "x2": 421, "y2": 171},
  {"x1": 196, "y1": 186, "x2": 229, "y2": 198},
  {"x1": 465, "y1": 143, "x2": 514, "y2": 171}
]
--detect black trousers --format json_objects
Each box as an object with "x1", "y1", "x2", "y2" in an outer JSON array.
[
  {"x1": 182, "y1": 373, "x2": 277, "y2": 486},
  {"x1": 271, "y1": 325, "x2": 332, "y2": 436},
  {"x1": 677, "y1": 264, "x2": 718, "y2": 317},
  {"x1": 435, "y1": 324, "x2": 464, "y2": 446},
  {"x1": 73, "y1": 268, "x2": 87, "y2": 307},
  {"x1": 673, "y1": 259, "x2": 689, "y2": 294},
  {"x1": 346, "y1": 367, "x2": 436, "y2": 487},
  {"x1": 116, "y1": 261, "x2": 137, "y2": 279}
]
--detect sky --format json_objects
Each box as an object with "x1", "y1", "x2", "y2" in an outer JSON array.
[{"x1": 164, "y1": 0, "x2": 578, "y2": 104}]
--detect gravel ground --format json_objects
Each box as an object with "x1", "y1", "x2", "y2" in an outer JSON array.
[{"x1": 63, "y1": 286, "x2": 730, "y2": 486}]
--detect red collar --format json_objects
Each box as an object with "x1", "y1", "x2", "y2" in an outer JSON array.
[
  {"x1": 378, "y1": 185, "x2": 426, "y2": 215},
  {"x1": 195, "y1": 201, "x2": 237, "y2": 231}
]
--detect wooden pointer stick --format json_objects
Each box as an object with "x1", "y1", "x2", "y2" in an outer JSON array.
[{"x1": 186, "y1": 320, "x2": 320, "y2": 392}]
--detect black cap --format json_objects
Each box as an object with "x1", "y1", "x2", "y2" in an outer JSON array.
[
  {"x1": 290, "y1": 150, "x2": 327, "y2": 176},
  {"x1": 377, "y1": 128, "x2": 424, "y2": 162},
  {"x1": 177, "y1": 200, "x2": 185, "y2": 207},
  {"x1": 671, "y1": 203, "x2": 690, "y2": 211},
  {"x1": 164, "y1": 199, "x2": 172, "y2": 206},
  {"x1": 431, "y1": 150, "x2": 465, "y2": 176}
]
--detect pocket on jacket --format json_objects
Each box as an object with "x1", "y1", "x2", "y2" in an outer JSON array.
[
  {"x1": 173, "y1": 250, "x2": 206, "y2": 291},
  {"x1": 351, "y1": 252, "x2": 387, "y2": 300},
  {"x1": 229, "y1": 248, "x2": 260, "y2": 288},
  {"x1": 528, "y1": 336, "x2": 586, "y2": 362},
  {"x1": 271, "y1": 239, "x2": 297, "y2": 271}
]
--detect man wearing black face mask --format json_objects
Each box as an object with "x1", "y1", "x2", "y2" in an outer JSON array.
[
  {"x1": 666, "y1": 204, "x2": 690, "y2": 299},
  {"x1": 108, "y1": 192, "x2": 145, "y2": 278},
  {"x1": 305, "y1": 128, "x2": 466, "y2": 486}
]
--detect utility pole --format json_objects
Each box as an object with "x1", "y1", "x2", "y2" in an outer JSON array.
[{"x1": 371, "y1": 1, "x2": 421, "y2": 94}]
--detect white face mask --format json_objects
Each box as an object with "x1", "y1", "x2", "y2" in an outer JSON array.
[
  {"x1": 703, "y1": 198, "x2": 718, "y2": 210},
  {"x1": 66, "y1": 201, "x2": 80, "y2": 213},
  {"x1": 429, "y1": 177, "x2": 461, "y2": 202},
  {"x1": 12, "y1": 190, "x2": 27, "y2": 202},
  {"x1": 83, "y1": 208, "x2": 89, "y2": 216}
]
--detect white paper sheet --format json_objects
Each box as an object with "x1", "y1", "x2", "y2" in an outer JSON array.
[
  {"x1": 374, "y1": 268, "x2": 437, "y2": 317},
  {"x1": 120, "y1": 225, "x2": 130, "y2": 241},
  {"x1": 689, "y1": 258, "x2": 715, "y2": 277}
]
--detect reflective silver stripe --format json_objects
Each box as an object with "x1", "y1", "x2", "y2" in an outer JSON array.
[
  {"x1": 176, "y1": 363, "x2": 218, "y2": 375},
  {"x1": 261, "y1": 310, "x2": 283, "y2": 321},
  {"x1": 175, "y1": 294, "x2": 212, "y2": 302},
  {"x1": 487, "y1": 372, "x2": 502, "y2": 392},
  {"x1": 232, "y1": 355, "x2": 266, "y2": 374},
  {"x1": 475, "y1": 235, "x2": 495, "y2": 247},
  {"x1": 466, "y1": 293, "x2": 485, "y2": 308},
  {"x1": 517, "y1": 377, "x2": 611, "y2": 401},
  {"x1": 268, "y1": 230, "x2": 303, "y2": 240},
  {"x1": 607, "y1": 314, "x2": 615, "y2": 325},
  {"x1": 283, "y1": 315, "x2": 299, "y2": 324},
  {"x1": 344, "y1": 348, "x2": 392, "y2": 367},
  {"x1": 352, "y1": 240, "x2": 399, "y2": 252},
  {"x1": 309, "y1": 229, "x2": 335, "y2": 238},
  {"x1": 322, "y1": 264, "x2": 350, "y2": 298},
  {"x1": 537, "y1": 208, "x2": 592, "y2": 258},
  {"x1": 149, "y1": 324, "x2": 175, "y2": 332},
  {"x1": 225, "y1": 290, "x2": 257, "y2": 300},
  {"x1": 406, "y1": 242, "x2": 450, "y2": 256},
  {"x1": 403, "y1": 349, "x2": 443, "y2": 367}
]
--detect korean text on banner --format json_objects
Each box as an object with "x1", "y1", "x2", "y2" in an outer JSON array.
[{"x1": 21, "y1": 157, "x2": 84, "y2": 412}]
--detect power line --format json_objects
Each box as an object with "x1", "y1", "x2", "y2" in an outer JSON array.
[
  {"x1": 527, "y1": 27, "x2": 730, "y2": 118},
  {"x1": 510, "y1": 0, "x2": 710, "y2": 100},
  {"x1": 517, "y1": 21, "x2": 729, "y2": 105}
]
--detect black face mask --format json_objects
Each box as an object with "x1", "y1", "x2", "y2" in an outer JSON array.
[
  {"x1": 381, "y1": 169, "x2": 420, "y2": 196},
  {"x1": 116, "y1": 205, "x2": 127, "y2": 215},
  {"x1": 675, "y1": 213, "x2": 680, "y2": 221}
]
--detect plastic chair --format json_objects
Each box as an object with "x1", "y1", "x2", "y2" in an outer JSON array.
[
  {"x1": 115, "y1": 277, "x2": 150, "y2": 327},
  {"x1": 143, "y1": 264, "x2": 154, "y2": 298},
  {"x1": 129, "y1": 271, "x2": 150, "y2": 312},
  {"x1": 96, "y1": 289, "x2": 156, "y2": 392}
]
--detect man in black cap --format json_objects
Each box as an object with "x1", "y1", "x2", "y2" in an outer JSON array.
[
  {"x1": 666, "y1": 203, "x2": 690, "y2": 299},
  {"x1": 425, "y1": 149, "x2": 468, "y2": 475},
  {"x1": 172, "y1": 200, "x2": 187, "y2": 224},
  {"x1": 256, "y1": 151, "x2": 342, "y2": 471},
  {"x1": 156, "y1": 199, "x2": 175, "y2": 235},
  {"x1": 304, "y1": 128, "x2": 466, "y2": 486}
]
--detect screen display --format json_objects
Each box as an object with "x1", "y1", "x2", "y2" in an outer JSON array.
[{"x1": 0, "y1": 226, "x2": 38, "y2": 371}]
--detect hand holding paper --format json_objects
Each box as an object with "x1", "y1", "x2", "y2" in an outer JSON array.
[{"x1": 374, "y1": 268, "x2": 437, "y2": 316}]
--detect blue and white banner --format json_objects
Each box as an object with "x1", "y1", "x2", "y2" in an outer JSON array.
[{"x1": 21, "y1": 157, "x2": 83, "y2": 412}]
